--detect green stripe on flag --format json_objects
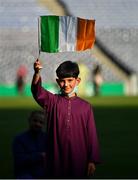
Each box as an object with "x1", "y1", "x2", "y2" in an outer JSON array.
[{"x1": 40, "y1": 16, "x2": 59, "y2": 53}]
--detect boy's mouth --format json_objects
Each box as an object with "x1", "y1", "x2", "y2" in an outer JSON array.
[
  {"x1": 64, "y1": 88, "x2": 70, "y2": 91},
  {"x1": 61, "y1": 88, "x2": 71, "y2": 94}
]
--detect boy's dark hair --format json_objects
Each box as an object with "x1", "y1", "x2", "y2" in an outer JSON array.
[
  {"x1": 28, "y1": 110, "x2": 45, "y2": 122},
  {"x1": 56, "y1": 61, "x2": 80, "y2": 78}
]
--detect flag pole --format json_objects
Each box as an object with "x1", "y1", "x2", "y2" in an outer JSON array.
[
  {"x1": 38, "y1": 17, "x2": 41, "y2": 59},
  {"x1": 37, "y1": 17, "x2": 43, "y2": 69}
]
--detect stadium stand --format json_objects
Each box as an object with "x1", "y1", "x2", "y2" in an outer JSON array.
[{"x1": 0, "y1": 0, "x2": 138, "y2": 95}]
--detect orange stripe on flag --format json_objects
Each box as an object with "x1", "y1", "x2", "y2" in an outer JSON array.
[{"x1": 76, "y1": 18, "x2": 95, "y2": 51}]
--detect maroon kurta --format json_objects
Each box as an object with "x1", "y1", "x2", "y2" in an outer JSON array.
[{"x1": 31, "y1": 77, "x2": 100, "y2": 178}]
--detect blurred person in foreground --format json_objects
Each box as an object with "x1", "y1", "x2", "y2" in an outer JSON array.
[
  {"x1": 31, "y1": 59, "x2": 100, "y2": 178},
  {"x1": 12, "y1": 110, "x2": 47, "y2": 179}
]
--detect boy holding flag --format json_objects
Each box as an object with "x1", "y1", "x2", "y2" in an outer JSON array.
[{"x1": 31, "y1": 59, "x2": 100, "y2": 178}]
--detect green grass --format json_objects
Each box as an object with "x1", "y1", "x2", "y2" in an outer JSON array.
[
  {"x1": 0, "y1": 96, "x2": 39, "y2": 109},
  {"x1": 0, "y1": 96, "x2": 138, "y2": 178}
]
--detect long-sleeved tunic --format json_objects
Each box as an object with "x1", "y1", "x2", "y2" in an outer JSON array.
[{"x1": 31, "y1": 77, "x2": 100, "y2": 178}]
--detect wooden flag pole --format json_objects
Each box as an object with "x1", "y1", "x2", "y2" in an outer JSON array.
[
  {"x1": 37, "y1": 17, "x2": 43, "y2": 69},
  {"x1": 38, "y1": 17, "x2": 41, "y2": 59}
]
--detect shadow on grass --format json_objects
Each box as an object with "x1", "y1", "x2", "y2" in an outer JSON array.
[
  {"x1": 0, "y1": 106, "x2": 138, "y2": 178},
  {"x1": 0, "y1": 108, "x2": 38, "y2": 178},
  {"x1": 93, "y1": 106, "x2": 138, "y2": 179}
]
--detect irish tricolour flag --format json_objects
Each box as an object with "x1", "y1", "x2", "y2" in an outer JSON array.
[{"x1": 38, "y1": 15, "x2": 95, "y2": 53}]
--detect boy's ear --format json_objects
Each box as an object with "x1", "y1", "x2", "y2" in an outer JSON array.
[
  {"x1": 76, "y1": 77, "x2": 81, "y2": 85},
  {"x1": 56, "y1": 78, "x2": 59, "y2": 85}
]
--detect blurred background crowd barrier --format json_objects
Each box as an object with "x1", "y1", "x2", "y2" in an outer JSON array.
[{"x1": 0, "y1": 0, "x2": 138, "y2": 97}]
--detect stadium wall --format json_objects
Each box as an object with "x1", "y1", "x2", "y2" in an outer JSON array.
[{"x1": 0, "y1": 82, "x2": 125, "y2": 97}]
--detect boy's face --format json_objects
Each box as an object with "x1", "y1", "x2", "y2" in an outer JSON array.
[
  {"x1": 29, "y1": 117, "x2": 45, "y2": 132},
  {"x1": 56, "y1": 77, "x2": 81, "y2": 96}
]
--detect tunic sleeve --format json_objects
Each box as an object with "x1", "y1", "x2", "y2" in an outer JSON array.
[
  {"x1": 87, "y1": 104, "x2": 101, "y2": 164},
  {"x1": 31, "y1": 77, "x2": 55, "y2": 108}
]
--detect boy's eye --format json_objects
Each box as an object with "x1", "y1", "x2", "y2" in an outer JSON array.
[
  {"x1": 68, "y1": 79, "x2": 73, "y2": 82},
  {"x1": 33, "y1": 119, "x2": 44, "y2": 124}
]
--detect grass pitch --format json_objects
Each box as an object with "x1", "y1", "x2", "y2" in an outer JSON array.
[{"x1": 0, "y1": 96, "x2": 138, "y2": 178}]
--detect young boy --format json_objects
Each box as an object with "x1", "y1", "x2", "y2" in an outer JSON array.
[
  {"x1": 12, "y1": 111, "x2": 47, "y2": 179},
  {"x1": 31, "y1": 59, "x2": 100, "y2": 178}
]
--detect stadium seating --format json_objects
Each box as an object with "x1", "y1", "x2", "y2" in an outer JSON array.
[{"x1": 0, "y1": 0, "x2": 137, "y2": 86}]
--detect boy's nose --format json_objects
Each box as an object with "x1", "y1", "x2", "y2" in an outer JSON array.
[{"x1": 64, "y1": 82, "x2": 68, "y2": 86}]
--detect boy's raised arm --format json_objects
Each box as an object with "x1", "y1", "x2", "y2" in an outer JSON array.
[{"x1": 32, "y1": 59, "x2": 42, "y2": 85}]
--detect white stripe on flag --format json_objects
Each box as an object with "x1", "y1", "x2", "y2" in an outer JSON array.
[{"x1": 59, "y1": 16, "x2": 77, "y2": 52}]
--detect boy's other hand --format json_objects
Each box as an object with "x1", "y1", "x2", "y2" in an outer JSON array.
[
  {"x1": 87, "y1": 162, "x2": 96, "y2": 177},
  {"x1": 34, "y1": 59, "x2": 43, "y2": 73}
]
